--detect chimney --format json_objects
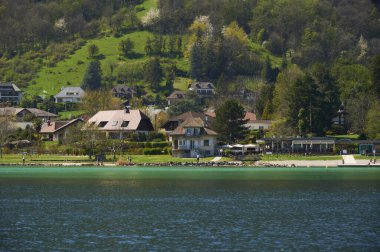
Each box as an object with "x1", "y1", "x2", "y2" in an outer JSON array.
[
  {"x1": 124, "y1": 106, "x2": 130, "y2": 113},
  {"x1": 47, "y1": 120, "x2": 51, "y2": 126}
]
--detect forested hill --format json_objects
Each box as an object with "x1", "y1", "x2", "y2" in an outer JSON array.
[{"x1": 0, "y1": 0, "x2": 379, "y2": 138}]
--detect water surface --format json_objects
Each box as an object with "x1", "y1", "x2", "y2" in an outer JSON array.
[{"x1": 1, "y1": 167, "x2": 379, "y2": 251}]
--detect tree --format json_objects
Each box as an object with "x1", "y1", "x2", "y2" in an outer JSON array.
[
  {"x1": 365, "y1": 100, "x2": 380, "y2": 139},
  {"x1": 189, "y1": 37, "x2": 204, "y2": 80},
  {"x1": 144, "y1": 57, "x2": 162, "y2": 91},
  {"x1": 0, "y1": 115, "x2": 14, "y2": 158},
  {"x1": 81, "y1": 90, "x2": 122, "y2": 115},
  {"x1": 333, "y1": 63, "x2": 373, "y2": 133},
  {"x1": 119, "y1": 38, "x2": 134, "y2": 56},
  {"x1": 371, "y1": 53, "x2": 380, "y2": 99},
  {"x1": 81, "y1": 60, "x2": 102, "y2": 90},
  {"x1": 88, "y1": 44, "x2": 99, "y2": 58},
  {"x1": 212, "y1": 100, "x2": 249, "y2": 143},
  {"x1": 310, "y1": 64, "x2": 340, "y2": 135},
  {"x1": 272, "y1": 64, "x2": 304, "y2": 118},
  {"x1": 287, "y1": 73, "x2": 320, "y2": 135},
  {"x1": 167, "y1": 91, "x2": 204, "y2": 117}
]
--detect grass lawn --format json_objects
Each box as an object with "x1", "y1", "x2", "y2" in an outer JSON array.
[
  {"x1": 354, "y1": 155, "x2": 376, "y2": 160},
  {"x1": 262, "y1": 154, "x2": 342, "y2": 161},
  {"x1": 58, "y1": 110, "x2": 85, "y2": 120},
  {"x1": 173, "y1": 77, "x2": 192, "y2": 91},
  {"x1": 0, "y1": 154, "x2": 232, "y2": 165},
  {"x1": 136, "y1": 0, "x2": 157, "y2": 18},
  {"x1": 327, "y1": 134, "x2": 360, "y2": 140}
]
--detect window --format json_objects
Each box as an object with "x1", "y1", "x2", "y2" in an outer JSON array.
[
  {"x1": 112, "y1": 121, "x2": 118, "y2": 126},
  {"x1": 179, "y1": 139, "x2": 186, "y2": 146},
  {"x1": 98, "y1": 121, "x2": 108, "y2": 127},
  {"x1": 204, "y1": 139, "x2": 209, "y2": 146},
  {"x1": 186, "y1": 128, "x2": 192, "y2": 135},
  {"x1": 121, "y1": 121, "x2": 129, "y2": 127}
]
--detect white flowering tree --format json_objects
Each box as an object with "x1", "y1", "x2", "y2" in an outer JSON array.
[{"x1": 141, "y1": 8, "x2": 160, "y2": 27}]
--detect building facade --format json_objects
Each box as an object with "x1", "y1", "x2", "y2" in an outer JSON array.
[
  {"x1": 0, "y1": 83, "x2": 22, "y2": 105},
  {"x1": 85, "y1": 108, "x2": 154, "y2": 139},
  {"x1": 170, "y1": 117, "x2": 218, "y2": 158},
  {"x1": 54, "y1": 87, "x2": 85, "y2": 103}
]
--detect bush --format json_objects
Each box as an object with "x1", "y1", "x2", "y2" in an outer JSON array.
[
  {"x1": 143, "y1": 147, "x2": 163, "y2": 155},
  {"x1": 151, "y1": 142, "x2": 170, "y2": 148}
]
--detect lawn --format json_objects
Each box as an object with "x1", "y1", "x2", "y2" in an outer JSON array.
[
  {"x1": 136, "y1": 0, "x2": 157, "y2": 18},
  {"x1": 58, "y1": 110, "x2": 85, "y2": 120},
  {"x1": 173, "y1": 77, "x2": 192, "y2": 91},
  {"x1": 262, "y1": 154, "x2": 342, "y2": 161},
  {"x1": 0, "y1": 154, "x2": 231, "y2": 165}
]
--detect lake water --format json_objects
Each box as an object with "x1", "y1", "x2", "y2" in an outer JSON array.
[{"x1": 1, "y1": 167, "x2": 380, "y2": 251}]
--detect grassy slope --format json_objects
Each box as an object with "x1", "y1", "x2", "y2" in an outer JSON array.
[
  {"x1": 25, "y1": 0, "x2": 277, "y2": 98},
  {"x1": 28, "y1": 31, "x2": 153, "y2": 96}
]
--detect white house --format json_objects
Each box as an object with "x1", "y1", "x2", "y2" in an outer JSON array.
[
  {"x1": 54, "y1": 87, "x2": 85, "y2": 103},
  {"x1": 85, "y1": 108, "x2": 154, "y2": 139},
  {"x1": 170, "y1": 117, "x2": 218, "y2": 158},
  {"x1": 188, "y1": 82, "x2": 215, "y2": 97}
]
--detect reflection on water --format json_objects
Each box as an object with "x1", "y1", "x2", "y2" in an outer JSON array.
[{"x1": 0, "y1": 167, "x2": 380, "y2": 251}]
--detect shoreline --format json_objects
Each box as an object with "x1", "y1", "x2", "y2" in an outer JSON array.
[{"x1": 1, "y1": 160, "x2": 379, "y2": 168}]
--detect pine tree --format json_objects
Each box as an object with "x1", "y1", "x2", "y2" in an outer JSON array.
[
  {"x1": 144, "y1": 57, "x2": 162, "y2": 91},
  {"x1": 81, "y1": 60, "x2": 102, "y2": 90},
  {"x1": 212, "y1": 100, "x2": 249, "y2": 143},
  {"x1": 189, "y1": 40, "x2": 204, "y2": 80}
]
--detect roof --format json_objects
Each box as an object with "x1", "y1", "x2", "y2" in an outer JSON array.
[
  {"x1": 188, "y1": 82, "x2": 215, "y2": 90},
  {"x1": 0, "y1": 107, "x2": 58, "y2": 118},
  {"x1": 112, "y1": 85, "x2": 136, "y2": 94},
  {"x1": 55, "y1": 87, "x2": 85, "y2": 98},
  {"x1": 167, "y1": 90, "x2": 187, "y2": 99},
  {"x1": 86, "y1": 109, "x2": 153, "y2": 131},
  {"x1": 170, "y1": 118, "x2": 218, "y2": 136},
  {"x1": 0, "y1": 83, "x2": 22, "y2": 92},
  {"x1": 40, "y1": 118, "x2": 83, "y2": 134},
  {"x1": 181, "y1": 117, "x2": 205, "y2": 128},
  {"x1": 25, "y1": 108, "x2": 58, "y2": 118},
  {"x1": 170, "y1": 111, "x2": 206, "y2": 121},
  {"x1": 243, "y1": 112, "x2": 257, "y2": 121},
  {"x1": 204, "y1": 111, "x2": 216, "y2": 118}
]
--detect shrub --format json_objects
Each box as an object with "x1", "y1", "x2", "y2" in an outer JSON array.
[
  {"x1": 143, "y1": 147, "x2": 163, "y2": 155},
  {"x1": 151, "y1": 142, "x2": 170, "y2": 148}
]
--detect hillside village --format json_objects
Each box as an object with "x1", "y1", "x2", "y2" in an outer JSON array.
[{"x1": 0, "y1": 0, "x2": 379, "y2": 160}]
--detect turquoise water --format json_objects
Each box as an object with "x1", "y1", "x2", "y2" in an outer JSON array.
[{"x1": 1, "y1": 166, "x2": 380, "y2": 250}]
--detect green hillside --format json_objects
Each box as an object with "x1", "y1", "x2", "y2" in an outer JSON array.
[
  {"x1": 0, "y1": 0, "x2": 379, "y2": 138},
  {"x1": 28, "y1": 31, "x2": 154, "y2": 96}
]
